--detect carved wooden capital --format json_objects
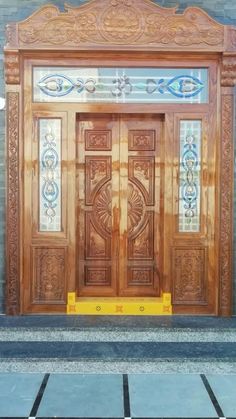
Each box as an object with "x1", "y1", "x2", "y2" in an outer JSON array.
[
  {"x1": 6, "y1": 92, "x2": 20, "y2": 315},
  {"x1": 221, "y1": 54, "x2": 236, "y2": 87},
  {"x1": 4, "y1": 0, "x2": 225, "y2": 51},
  {"x1": 220, "y1": 94, "x2": 234, "y2": 316},
  {"x1": 4, "y1": 51, "x2": 20, "y2": 85}
]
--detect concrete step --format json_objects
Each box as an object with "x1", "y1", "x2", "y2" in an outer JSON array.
[
  {"x1": 1, "y1": 326, "x2": 236, "y2": 341},
  {"x1": 1, "y1": 315, "x2": 236, "y2": 373}
]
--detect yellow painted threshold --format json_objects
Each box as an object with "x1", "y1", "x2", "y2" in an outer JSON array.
[{"x1": 67, "y1": 292, "x2": 172, "y2": 315}]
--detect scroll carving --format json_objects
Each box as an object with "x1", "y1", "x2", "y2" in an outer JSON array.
[
  {"x1": 33, "y1": 248, "x2": 66, "y2": 303},
  {"x1": 221, "y1": 54, "x2": 236, "y2": 87},
  {"x1": 5, "y1": 0, "x2": 224, "y2": 50},
  {"x1": 220, "y1": 95, "x2": 233, "y2": 315},
  {"x1": 172, "y1": 248, "x2": 207, "y2": 305},
  {"x1": 4, "y1": 51, "x2": 20, "y2": 84},
  {"x1": 6, "y1": 92, "x2": 20, "y2": 314}
]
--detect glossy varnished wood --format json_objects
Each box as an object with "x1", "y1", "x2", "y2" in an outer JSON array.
[{"x1": 4, "y1": 0, "x2": 236, "y2": 315}]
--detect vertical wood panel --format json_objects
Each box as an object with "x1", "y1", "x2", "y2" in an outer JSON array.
[
  {"x1": 6, "y1": 91, "x2": 20, "y2": 314},
  {"x1": 219, "y1": 93, "x2": 234, "y2": 316}
]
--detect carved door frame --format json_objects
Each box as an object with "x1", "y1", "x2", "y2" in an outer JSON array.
[{"x1": 4, "y1": 0, "x2": 236, "y2": 315}]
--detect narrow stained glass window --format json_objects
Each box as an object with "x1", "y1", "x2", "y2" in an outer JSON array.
[
  {"x1": 39, "y1": 119, "x2": 61, "y2": 232},
  {"x1": 179, "y1": 120, "x2": 201, "y2": 233}
]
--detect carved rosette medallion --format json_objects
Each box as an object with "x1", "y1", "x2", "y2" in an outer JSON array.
[
  {"x1": 6, "y1": 92, "x2": 20, "y2": 314},
  {"x1": 100, "y1": 1, "x2": 142, "y2": 43}
]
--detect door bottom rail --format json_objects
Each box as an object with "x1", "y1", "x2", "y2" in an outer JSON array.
[{"x1": 67, "y1": 293, "x2": 172, "y2": 315}]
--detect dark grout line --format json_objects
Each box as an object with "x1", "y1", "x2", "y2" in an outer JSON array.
[
  {"x1": 123, "y1": 373, "x2": 131, "y2": 418},
  {"x1": 34, "y1": 417, "x2": 221, "y2": 419},
  {"x1": 200, "y1": 374, "x2": 225, "y2": 418},
  {"x1": 29, "y1": 373, "x2": 50, "y2": 417}
]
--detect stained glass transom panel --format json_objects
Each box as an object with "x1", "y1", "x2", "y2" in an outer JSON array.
[
  {"x1": 179, "y1": 120, "x2": 201, "y2": 233},
  {"x1": 39, "y1": 119, "x2": 61, "y2": 232},
  {"x1": 33, "y1": 67, "x2": 208, "y2": 103}
]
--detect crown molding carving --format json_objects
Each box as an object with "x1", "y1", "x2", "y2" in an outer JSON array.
[{"x1": 4, "y1": 0, "x2": 227, "y2": 51}]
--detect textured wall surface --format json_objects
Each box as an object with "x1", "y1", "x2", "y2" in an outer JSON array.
[{"x1": 0, "y1": 0, "x2": 236, "y2": 313}]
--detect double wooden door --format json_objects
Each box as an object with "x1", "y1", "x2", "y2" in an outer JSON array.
[{"x1": 77, "y1": 114, "x2": 162, "y2": 297}]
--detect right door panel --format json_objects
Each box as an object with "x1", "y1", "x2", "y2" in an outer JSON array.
[{"x1": 119, "y1": 115, "x2": 161, "y2": 296}]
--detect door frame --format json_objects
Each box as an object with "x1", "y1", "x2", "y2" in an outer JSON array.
[{"x1": 4, "y1": 0, "x2": 236, "y2": 315}]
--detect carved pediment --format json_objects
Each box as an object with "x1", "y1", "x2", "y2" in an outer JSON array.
[{"x1": 5, "y1": 0, "x2": 226, "y2": 50}]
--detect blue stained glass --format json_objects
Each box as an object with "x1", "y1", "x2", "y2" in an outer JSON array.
[
  {"x1": 179, "y1": 121, "x2": 201, "y2": 233},
  {"x1": 34, "y1": 67, "x2": 208, "y2": 103},
  {"x1": 39, "y1": 119, "x2": 61, "y2": 232}
]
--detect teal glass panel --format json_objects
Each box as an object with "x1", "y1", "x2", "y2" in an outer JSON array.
[
  {"x1": 179, "y1": 120, "x2": 201, "y2": 233},
  {"x1": 33, "y1": 67, "x2": 208, "y2": 103}
]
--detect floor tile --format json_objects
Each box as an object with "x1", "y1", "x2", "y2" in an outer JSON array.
[
  {"x1": 128, "y1": 373, "x2": 217, "y2": 418},
  {"x1": 0, "y1": 373, "x2": 43, "y2": 417},
  {"x1": 37, "y1": 373, "x2": 124, "y2": 417},
  {"x1": 206, "y1": 374, "x2": 236, "y2": 417}
]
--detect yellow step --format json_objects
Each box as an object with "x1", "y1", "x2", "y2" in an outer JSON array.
[{"x1": 67, "y1": 293, "x2": 172, "y2": 315}]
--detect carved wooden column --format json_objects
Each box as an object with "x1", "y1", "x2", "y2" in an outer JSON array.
[
  {"x1": 219, "y1": 53, "x2": 236, "y2": 316},
  {"x1": 5, "y1": 50, "x2": 21, "y2": 314}
]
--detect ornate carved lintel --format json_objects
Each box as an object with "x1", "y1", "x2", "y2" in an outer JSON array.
[
  {"x1": 221, "y1": 53, "x2": 236, "y2": 87},
  {"x1": 219, "y1": 94, "x2": 234, "y2": 316},
  {"x1": 4, "y1": 0, "x2": 225, "y2": 50},
  {"x1": 6, "y1": 92, "x2": 20, "y2": 315},
  {"x1": 4, "y1": 51, "x2": 20, "y2": 84}
]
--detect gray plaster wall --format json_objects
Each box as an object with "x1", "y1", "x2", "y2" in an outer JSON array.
[{"x1": 0, "y1": 0, "x2": 236, "y2": 313}]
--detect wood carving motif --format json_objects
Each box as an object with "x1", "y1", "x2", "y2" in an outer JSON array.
[
  {"x1": 129, "y1": 157, "x2": 155, "y2": 205},
  {"x1": 5, "y1": 0, "x2": 224, "y2": 50},
  {"x1": 129, "y1": 130, "x2": 155, "y2": 151},
  {"x1": 172, "y1": 248, "x2": 206, "y2": 305},
  {"x1": 33, "y1": 248, "x2": 66, "y2": 303},
  {"x1": 6, "y1": 92, "x2": 20, "y2": 314},
  {"x1": 129, "y1": 213, "x2": 154, "y2": 260},
  {"x1": 221, "y1": 54, "x2": 236, "y2": 87},
  {"x1": 85, "y1": 130, "x2": 112, "y2": 151},
  {"x1": 86, "y1": 213, "x2": 111, "y2": 259},
  {"x1": 220, "y1": 95, "x2": 233, "y2": 314},
  {"x1": 85, "y1": 156, "x2": 111, "y2": 205},
  {"x1": 85, "y1": 267, "x2": 111, "y2": 286},
  {"x1": 128, "y1": 268, "x2": 153, "y2": 286},
  {"x1": 4, "y1": 51, "x2": 20, "y2": 84},
  {"x1": 128, "y1": 183, "x2": 144, "y2": 234}
]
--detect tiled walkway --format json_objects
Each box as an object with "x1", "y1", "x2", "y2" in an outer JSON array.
[{"x1": 0, "y1": 372, "x2": 236, "y2": 419}]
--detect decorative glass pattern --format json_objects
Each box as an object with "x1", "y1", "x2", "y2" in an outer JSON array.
[
  {"x1": 39, "y1": 119, "x2": 61, "y2": 232},
  {"x1": 33, "y1": 67, "x2": 208, "y2": 103},
  {"x1": 179, "y1": 120, "x2": 201, "y2": 233}
]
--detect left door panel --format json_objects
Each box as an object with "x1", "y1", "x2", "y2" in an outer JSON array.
[{"x1": 77, "y1": 115, "x2": 120, "y2": 296}]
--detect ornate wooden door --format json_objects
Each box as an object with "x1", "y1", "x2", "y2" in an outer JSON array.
[{"x1": 77, "y1": 114, "x2": 161, "y2": 297}]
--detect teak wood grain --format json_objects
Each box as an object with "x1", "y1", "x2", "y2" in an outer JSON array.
[{"x1": 4, "y1": 0, "x2": 236, "y2": 315}]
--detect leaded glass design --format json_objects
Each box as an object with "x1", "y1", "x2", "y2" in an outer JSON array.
[
  {"x1": 39, "y1": 119, "x2": 61, "y2": 232},
  {"x1": 179, "y1": 120, "x2": 201, "y2": 233},
  {"x1": 33, "y1": 67, "x2": 208, "y2": 103}
]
